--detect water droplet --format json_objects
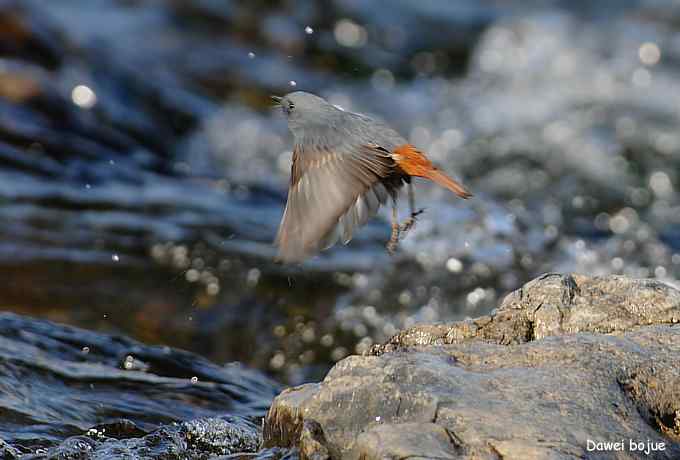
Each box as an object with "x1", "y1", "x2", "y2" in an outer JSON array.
[
  {"x1": 185, "y1": 268, "x2": 200, "y2": 282},
  {"x1": 270, "y1": 352, "x2": 286, "y2": 369},
  {"x1": 109, "y1": 159, "x2": 115, "y2": 165},
  {"x1": 334, "y1": 19, "x2": 367, "y2": 48},
  {"x1": 247, "y1": 268, "x2": 261, "y2": 287},
  {"x1": 190, "y1": 376, "x2": 198, "y2": 384},
  {"x1": 320, "y1": 334, "x2": 334, "y2": 347},
  {"x1": 206, "y1": 282, "x2": 220, "y2": 296},
  {"x1": 85, "y1": 184, "x2": 91, "y2": 189},
  {"x1": 632, "y1": 67, "x2": 652, "y2": 87},
  {"x1": 112, "y1": 254, "x2": 120, "y2": 262},
  {"x1": 273, "y1": 325, "x2": 286, "y2": 337},
  {"x1": 304, "y1": 26, "x2": 314, "y2": 35},
  {"x1": 71, "y1": 84, "x2": 97, "y2": 109},
  {"x1": 446, "y1": 257, "x2": 463, "y2": 273},
  {"x1": 639, "y1": 42, "x2": 661, "y2": 66},
  {"x1": 247, "y1": 52, "x2": 255, "y2": 59},
  {"x1": 289, "y1": 80, "x2": 297, "y2": 87},
  {"x1": 82, "y1": 346, "x2": 90, "y2": 354}
]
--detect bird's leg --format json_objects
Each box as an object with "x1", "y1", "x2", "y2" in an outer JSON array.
[
  {"x1": 400, "y1": 182, "x2": 424, "y2": 235},
  {"x1": 387, "y1": 196, "x2": 400, "y2": 255}
]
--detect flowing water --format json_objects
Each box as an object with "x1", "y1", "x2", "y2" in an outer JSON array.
[{"x1": 1, "y1": 0, "x2": 680, "y2": 454}]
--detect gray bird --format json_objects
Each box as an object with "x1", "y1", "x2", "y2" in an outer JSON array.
[{"x1": 272, "y1": 91, "x2": 471, "y2": 263}]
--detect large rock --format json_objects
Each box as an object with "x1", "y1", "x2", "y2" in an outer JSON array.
[{"x1": 263, "y1": 274, "x2": 680, "y2": 459}]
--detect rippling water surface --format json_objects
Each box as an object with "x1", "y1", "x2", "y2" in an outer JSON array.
[{"x1": 2, "y1": 0, "x2": 680, "y2": 390}]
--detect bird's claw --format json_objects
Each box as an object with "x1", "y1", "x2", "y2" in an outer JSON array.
[
  {"x1": 399, "y1": 208, "x2": 425, "y2": 234},
  {"x1": 388, "y1": 209, "x2": 425, "y2": 255}
]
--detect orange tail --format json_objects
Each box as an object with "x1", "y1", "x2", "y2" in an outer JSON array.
[
  {"x1": 424, "y1": 168, "x2": 472, "y2": 199},
  {"x1": 393, "y1": 144, "x2": 472, "y2": 199}
]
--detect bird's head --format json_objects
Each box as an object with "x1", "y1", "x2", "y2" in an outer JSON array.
[{"x1": 271, "y1": 91, "x2": 340, "y2": 137}]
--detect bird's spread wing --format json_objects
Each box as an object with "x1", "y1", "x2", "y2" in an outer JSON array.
[{"x1": 275, "y1": 143, "x2": 395, "y2": 262}]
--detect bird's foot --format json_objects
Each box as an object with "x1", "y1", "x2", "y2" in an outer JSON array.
[
  {"x1": 399, "y1": 208, "x2": 425, "y2": 235},
  {"x1": 387, "y1": 222, "x2": 400, "y2": 255}
]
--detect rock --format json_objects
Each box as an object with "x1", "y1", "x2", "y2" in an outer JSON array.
[
  {"x1": 263, "y1": 274, "x2": 680, "y2": 459},
  {"x1": 374, "y1": 273, "x2": 680, "y2": 350},
  {"x1": 183, "y1": 416, "x2": 260, "y2": 456},
  {"x1": 0, "y1": 438, "x2": 21, "y2": 459},
  {"x1": 32, "y1": 417, "x2": 263, "y2": 460}
]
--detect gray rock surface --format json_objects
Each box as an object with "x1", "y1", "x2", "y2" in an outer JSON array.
[{"x1": 263, "y1": 273, "x2": 680, "y2": 459}]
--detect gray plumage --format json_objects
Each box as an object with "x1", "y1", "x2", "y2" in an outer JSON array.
[
  {"x1": 273, "y1": 92, "x2": 406, "y2": 262},
  {"x1": 272, "y1": 91, "x2": 471, "y2": 263}
]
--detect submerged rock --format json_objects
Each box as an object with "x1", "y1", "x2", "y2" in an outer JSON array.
[{"x1": 264, "y1": 274, "x2": 680, "y2": 459}]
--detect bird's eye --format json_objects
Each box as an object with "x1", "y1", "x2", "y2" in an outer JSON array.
[{"x1": 288, "y1": 101, "x2": 295, "y2": 111}]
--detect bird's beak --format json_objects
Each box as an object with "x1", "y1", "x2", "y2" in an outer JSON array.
[{"x1": 270, "y1": 95, "x2": 282, "y2": 107}]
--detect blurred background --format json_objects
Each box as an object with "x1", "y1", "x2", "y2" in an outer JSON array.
[{"x1": 1, "y1": 0, "x2": 679, "y2": 384}]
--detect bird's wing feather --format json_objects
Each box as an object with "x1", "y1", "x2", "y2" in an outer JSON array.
[{"x1": 275, "y1": 143, "x2": 395, "y2": 263}]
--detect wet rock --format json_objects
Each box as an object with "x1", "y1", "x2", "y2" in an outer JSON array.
[
  {"x1": 184, "y1": 416, "x2": 260, "y2": 455},
  {"x1": 264, "y1": 274, "x2": 680, "y2": 459},
  {"x1": 25, "y1": 417, "x2": 263, "y2": 460},
  {"x1": 0, "y1": 438, "x2": 21, "y2": 459}
]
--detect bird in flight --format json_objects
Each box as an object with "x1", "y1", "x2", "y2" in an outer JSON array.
[{"x1": 272, "y1": 91, "x2": 471, "y2": 263}]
